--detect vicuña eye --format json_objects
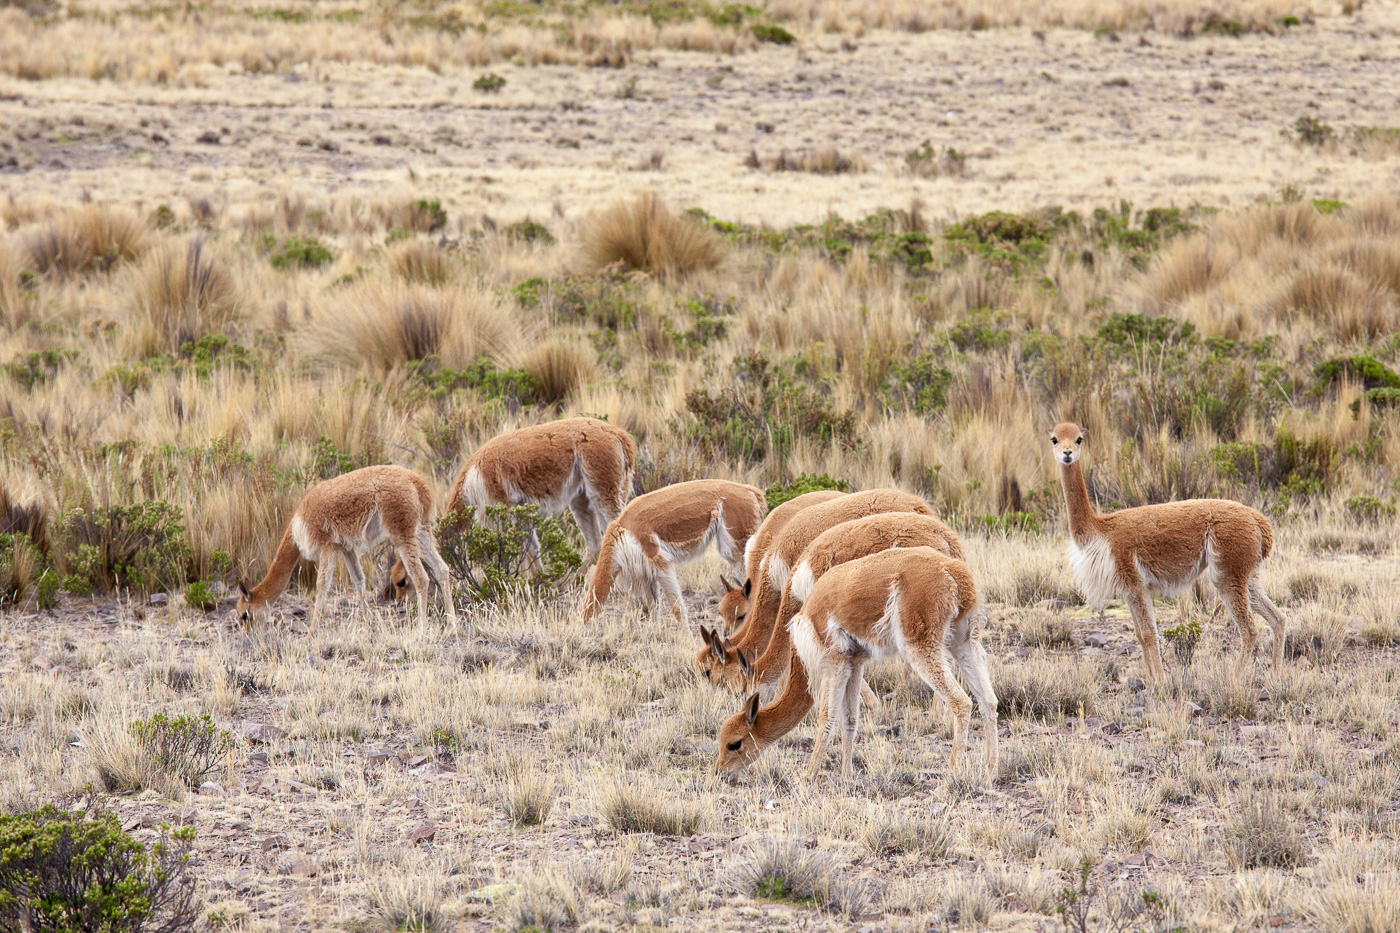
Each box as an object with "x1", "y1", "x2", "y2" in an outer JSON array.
[
  {"x1": 726, "y1": 740, "x2": 742, "y2": 751},
  {"x1": 735, "y1": 612, "x2": 746, "y2": 622},
  {"x1": 396, "y1": 579, "x2": 407, "y2": 588},
  {"x1": 1050, "y1": 437, "x2": 1058, "y2": 444},
  {"x1": 1076, "y1": 437, "x2": 1082, "y2": 444}
]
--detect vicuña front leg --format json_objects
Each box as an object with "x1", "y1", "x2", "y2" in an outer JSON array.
[
  {"x1": 906, "y1": 642, "x2": 972, "y2": 774},
  {"x1": 839, "y1": 658, "x2": 867, "y2": 782},
  {"x1": 1249, "y1": 576, "x2": 1287, "y2": 669},
  {"x1": 1124, "y1": 586, "x2": 1166, "y2": 686},
  {"x1": 312, "y1": 552, "x2": 338, "y2": 626}
]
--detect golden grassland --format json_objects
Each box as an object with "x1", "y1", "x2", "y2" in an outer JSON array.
[{"x1": 2, "y1": 3, "x2": 1400, "y2": 931}]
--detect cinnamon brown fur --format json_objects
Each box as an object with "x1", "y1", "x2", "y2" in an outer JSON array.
[
  {"x1": 1049, "y1": 420, "x2": 1285, "y2": 685},
  {"x1": 236, "y1": 465, "x2": 457, "y2": 629},
  {"x1": 695, "y1": 488, "x2": 933, "y2": 687},
  {"x1": 715, "y1": 547, "x2": 997, "y2": 779},
  {"x1": 579, "y1": 479, "x2": 765, "y2": 628},
  {"x1": 389, "y1": 417, "x2": 635, "y2": 596}
]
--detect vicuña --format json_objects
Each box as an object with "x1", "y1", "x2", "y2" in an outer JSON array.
[
  {"x1": 714, "y1": 547, "x2": 998, "y2": 780},
  {"x1": 696, "y1": 488, "x2": 933, "y2": 688},
  {"x1": 1049, "y1": 420, "x2": 1286, "y2": 684},
  {"x1": 579, "y1": 479, "x2": 766, "y2": 627},
  {"x1": 237, "y1": 465, "x2": 457, "y2": 629},
  {"x1": 731, "y1": 512, "x2": 963, "y2": 698},
  {"x1": 714, "y1": 489, "x2": 847, "y2": 634},
  {"x1": 388, "y1": 417, "x2": 635, "y2": 595}
]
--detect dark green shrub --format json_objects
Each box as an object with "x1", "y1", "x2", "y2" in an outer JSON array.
[
  {"x1": 1276, "y1": 15, "x2": 1301, "y2": 26},
  {"x1": 750, "y1": 24, "x2": 794, "y2": 44},
  {"x1": 126, "y1": 712, "x2": 232, "y2": 790},
  {"x1": 1315, "y1": 355, "x2": 1400, "y2": 391},
  {"x1": 472, "y1": 72, "x2": 506, "y2": 93},
  {"x1": 948, "y1": 309, "x2": 1010, "y2": 352},
  {"x1": 182, "y1": 580, "x2": 217, "y2": 611},
  {"x1": 1352, "y1": 386, "x2": 1400, "y2": 417},
  {"x1": 887, "y1": 352, "x2": 952, "y2": 414},
  {"x1": 1096, "y1": 312, "x2": 1196, "y2": 350},
  {"x1": 405, "y1": 356, "x2": 545, "y2": 407},
  {"x1": 1289, "y1": 115, "x2": 1335, "y2": 147},
  {"x1": 56, "y1": 502, "x2": 192, "y2": 594},
  {"x1": 502, "y1": 220, "x2": 554, "y2": 244},
  {"x1": 150, "y1": 204, "x2": 177, "y2": 230},
  {"x1": 437, "y1": 504, "x2": 581, "y2": 603},
  {"x1": 944, "y1": 208, "x2": 1075, "y2": 270},
  {"x1": 268, "y1": 236, "x2": 333, "y2": 269},
  {"x1": 1201, "y1": 15, "x2": 1245, "y2": 36},
  {"x1": 4, "y1": 349, "x2": 80, "y2": 390},
  {"x1": 764, "y1": 473, "x2": 852, "y2": 510},
  {"x1": 0, "y1": 805, "x2": 198, "y2": 933},
  {"x1": 1345, "y1": 495, "x2": 1395, "y2": 523},
  {"x1": 36, "y1": 568, "x2": 59, "y2": 610},
  {"x1": 1162, "y1": 618, "x2": 1201, "y2": 664}
]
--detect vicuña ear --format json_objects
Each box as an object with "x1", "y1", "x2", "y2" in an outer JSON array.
[
  {"x1": 237, "y1": 581, "x2": 252, "y2": 599},
  {"x1": 743, "y1": 579, "x2": 753, "y2": 598},
  {"x1": 1080, "y1": 429, "x2": 1089, "y2": 441},
  {"x1": 708, "y1": 630, "x2": 727, "y2": 663},
  {"x1": 720, "y1": 574, "x2": 737, "y2": 593},
  {"x1": 698, "y1": 625, "x2": 713, "y2": 646},
  {"x1": 745, "y1": 693, "x2": 761, "y2": 726},
  {"x1": 737, "y1": 649, "x2": 751, "y2": 677}
]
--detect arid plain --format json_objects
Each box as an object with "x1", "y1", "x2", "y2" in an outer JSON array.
[{"x1": 3, "y1": 1, "x2": 1400, "y2": 931}]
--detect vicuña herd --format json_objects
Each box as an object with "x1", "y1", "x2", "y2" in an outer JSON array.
[{"x1": 236, "y1": 416, "x2": 1288, "y2": 781}]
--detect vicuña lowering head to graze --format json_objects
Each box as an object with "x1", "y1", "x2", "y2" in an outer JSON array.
[
  {"x1": 236, "y1": 465, "x2": 457, "y2": 629},
  {"x1": 1048, "y1": 421, "x2": 1286, "y2": 685},
  {"x1": 696, "y1": 489, "x2": 934, "y2": 689},
  {"x1": 730, "y1": 512, "x2": 963, "y2": 698},
  {"x1": 388, "y1": 417, "x2": 636, "y2": 596},
  {"x1": 579, "y1": 479, "x2": 766, "y2": 627},
  {"x1": 714, "y1": 547, "x2": 998, "y2": 780},
  {"x1": 712, "y1": 489, "x2": 847, "y2": 634}
]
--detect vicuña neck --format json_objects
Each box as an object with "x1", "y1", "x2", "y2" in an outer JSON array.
[
  {"x1": 1059, "y1": 461, "x2": 1101, "y2": 543},
  {"x1": 755, "y1": 647, "x2": 815, "y2": 743},
  {"x1": 249, "y1": 527, "x2": 303, "y2": 604}
]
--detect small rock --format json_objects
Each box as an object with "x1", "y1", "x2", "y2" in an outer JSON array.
[
  {"x1": 1127, "y1": 677, "x2": 1147, "y2": 692},
  {"x1": 247, "y1": 751, "x2": 269, "y2": 767},
  {"x1": 1257, "y1": 690, "x2": 1271, "y2": 703},
  {"x1": 1102, "y1": 721, "x2": 1123, "y2": 735},
  {"x1": 372, "y1": 134, "x2": 392, "y2": 146},
  {"x1": 1176, "y1": 700, "x2": 1204, "y2": 718},
  {"x1": 198, "y1": 781, "x2": 224, "y2": 796},
  {"x1": 366, "y1": 748, "x2": 396, "y2": 766},
  {"x1": 195, "y1": 130, "x2": 220, "y2": 145},
  {"x1": 243, "y1": 723, "x2": 285, "y2": 744},
  {"x1": 148, "y1": 593, "x2": 169, "y2": 605},
  {"x1": 1084, "y1": 634, "x2": 1108, "y2": 648},
  {"x1": 1240, "y1": 725, "x2": 1269, "y2": 739},
  {"x1": 567, "y1": 814, "x2": 596, "y2": 828},
  {"x1": 1310, "y1": 772, "x2": 1328, "y2": 790},
  {"x1": 406, "y1": 821, "x2": 437, "y2": 845},
  {"x1": 1035, "y1": 598, "x2": 1067, "y2": 611},
  {"x1": 1184, "y1": 739, "x2": 1205, "y2": 748},
  {"x1": 402, "y1": 754, "x2": 429, "y2": 768},
  {"x1": 260, "y1": 834, "x2": 291, "y2": 851}
]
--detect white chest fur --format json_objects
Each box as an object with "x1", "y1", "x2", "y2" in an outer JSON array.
[{"x1": 1066, "y1": 535, "x2": 1119, "y2": 608}]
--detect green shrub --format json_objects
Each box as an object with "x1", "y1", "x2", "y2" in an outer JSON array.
[
  {"x1": 764, "y1": 472, "x2": 852, "y2": 510},
  {"x1": 437, "y1": 503, "x2": 581, "y2": 603},
  {"x1": 0, "y1": 805, "x2": 199, "y2": 933},
  {"x1": 150, "y1": 204, "x2": 177, "y2": 230},
  {"x1": 970, "y1": 511, "x2": 1042, "y2": 535},
  {"x1": 56, "y1": 501, "x2": 192, "y2": 594},
  {"x1": 887, "y1": 352, "x2": 952, "y2": 414},
  {"x1": 4, "y1": 349, "x2": 80, "y2": 390},
  {"x1": 1315, "y1": 355, "x2": 1400, "y2": 391},
  {"x1": 1096, "y1": 312, "x2": 1196, "y2": 350},
  {"x1": 1352, "y1": 386, "x2": 1400, "y2": 417},
  {"x1": 1162, "y1": 618, "x2": 1202, "y2": 664},
  {"x1": 182, "y1": 580, "x2": 217, "y2": 611},
  {"x1": 750, "y1": 24, "x2": 794, "y2": 44},
  {"x1": 944, "y1": 208, "x2": 1074, "y2": 270},
  {"x1": 948, "y1": 309, "x2": 1011, "y2": 352},
  {"x1": 472, "y1": 72, "x2": 506, "y2": 93},
  {"x1": 1201, "y1": 15, "x2": 1244, "y2": 36},
  {"x1": 268, "y1": 235, "x2": 334, "y2": 269},
  {"x1": 1288, "y1": 115, "x2": 1334, "y2": 147},
  {"x1": 36, "y1": 568, "x2": 59, "y2": 610},
  {"x1": 503, "y1": 220, "x2": 553, "y2": 244},
  {"x1": 125, "y1": 712, "x2": 232, "y2": 790},
  {"x1": 406, "y1": 356, "x2": 545, "y2": 407},
  {"x1": 1345, "y1": 494, "x2": 1395, "y2": 523}
]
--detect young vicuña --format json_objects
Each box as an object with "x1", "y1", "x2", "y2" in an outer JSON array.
[
  {"x1": 578, "y1": 479, "x2": 766, "y2": 627},
  {"x1": 1049, "y1": 420, "x2": 1286, "y2": 685},
  {"x1": 696, "y1": 489, "x2": 934, "y2": 686},
  {"x1": 730, "y1": 512, "x2": 964, "y2": 697},
  {"x1": 714, "y1": 489, "x2": 847, "y2": 633},
  {"x1": 236, "y1": 465, "x2": 457, "y2": 628},
  {"x1": 388, "y1": 417, "x2": 635, "y2": 595},
  {"x1": 714, "y1": 547, "x2": 998, "y2": 780}
]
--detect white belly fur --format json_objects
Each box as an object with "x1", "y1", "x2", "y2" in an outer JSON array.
[{"x1": 1067, "y1": 535, "x2": 1119, "y2": 608}]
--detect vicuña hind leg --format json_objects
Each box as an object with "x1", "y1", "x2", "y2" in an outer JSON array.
[
  {"x1": 905, "y1": 639, "x2": 973, "y2": 773},
  {"x1": 398, "y1": 545, "x2": 433, "y2": 624},
  {"x1": 806, "y1": 660, "x2": 847, "y2": 779},
  {"x1": 839, "y1": 658, "x2": 867, "y2": 781},
  {"x1": 312, "y1": 552, "x2": 339, "y2": 625},
  {"x1": 1219, "y1": 577, "x2": 1258, "y2": 680},
  {"x1": 1249, "y1": 576, "x2": 1287, "y2": 670},
  {"x1": 418, "y1": 530, "x2": 459, "y2": 632},
  {"x1": 655, "y1": 564, "x2": 688, "y2": 630},
  {"x1": 569, "y1": 494, "x2": 603, "y2": 565},
  {"x1": 340, "y1": 547, "x2": 372, "y2": 614},
  {"x1": 950, "y1": 614, "x2": 1000, "y2": 775},
  {"x1": 1124, "y1": 586, "x2": 1166, "y2": 686}
]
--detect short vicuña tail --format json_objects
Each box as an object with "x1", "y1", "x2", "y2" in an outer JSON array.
[{"x1": 1256, "y1": 512, "x2": 1274, "y2": 562}]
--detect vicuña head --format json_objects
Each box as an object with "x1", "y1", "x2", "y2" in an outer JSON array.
[
  {"x1": 715, "y1": 574, "x2": 752, "y2": 631},
  {"x1": 1048, "y1": 422, "x2": 1085, "y2": 466}
]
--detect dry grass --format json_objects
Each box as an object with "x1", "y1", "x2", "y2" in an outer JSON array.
[
  {"x1": 578, "y1": 193, "x2": 725, "y2": 278},
  {"x1": 389, "y1": 239, "x2": 454, "y2": 287},
  {"x1": 24, "y1": 204, "x2": 148, "y2": 280},
  {"x1": 125, "y1": 236, "x2": 240, "y2": 356}
]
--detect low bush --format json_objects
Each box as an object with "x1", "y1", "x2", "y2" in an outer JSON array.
[
  {"x1": 56, "y1": 501, "x2": 192, "y2": 595},
  {"x1": 267, "y1": 235, "x2": 333, "y2": 269},
  {"x1": 994, "y1": 658, "x2": 1098, "y2": 719},
  {"x1": 436, "y1": 504, "x2": 581, "y2": 603},
  {"x1": 0, "y1": 805, "x2": 198, "y2": 933},
  {"x1": 764, "y1": 472, "x2": 852, "y2": 509},
  {"x1": 472, "y1": 72, "x2": 506, "y2": 93}
]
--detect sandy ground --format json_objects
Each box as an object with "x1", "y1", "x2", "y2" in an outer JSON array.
[{"x1": 4, "y1": 10, "x2": 1400, "y2": 227}]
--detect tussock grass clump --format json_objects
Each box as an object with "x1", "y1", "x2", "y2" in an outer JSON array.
[
  {"x1": 23, "y1": 204, "x2": 149, "y2": 278},
  {"x1": 760, "y1": 145, "x2": 869, "y2": 175},
  {"x1": 89, "y1": 711, "x2": 232, "y2": 796},
  {"x1": 500, "y1": 770, "x2": 556, "y2": 827},
  {"x1": 1014, "y1": 609, "x2": 1077, "y2": 649},
  {"x1": 1223, "y1": 796, "x2": 1303, "y2": 870},
  {"x1": 126, "y1": 237, "x2": 240, "y2": 357},
  {"x1": 861, "y1": 810, "x2": 956, "y2": 860},
  {"x1": 365, "y1": 859, "x2": 450, "y2": 933},
  {"x1": 598, "y1": 777, "x2": 702, "y2": 835},
  {"x1": 390, "y1": 239, "x2": 453, "y2": 286},
  {"x1": 579, "y1": 192, "x2": 725, "y2": 278},
  {"x1": 309, "y1": 281, "x2": 517, "y2": 372},
  {"x1": 730, "y1": 837, "x2": 873, "y2": 918},
  {"x1": 508, "y1": 869, "x2": 586, "y2": 932},
  {"x1": 994, "y1": 657, "x2": 1099, "y2": 720},
  {"x1": 516, "y1": 340, "x2": 595, "y2": 405}
]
